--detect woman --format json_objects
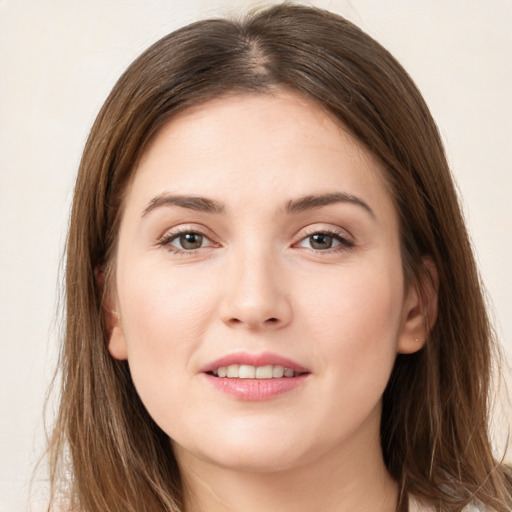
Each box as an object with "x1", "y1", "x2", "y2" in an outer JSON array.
[{"x1": 47, "y1": 4, "x2": 511, "y2": 511}]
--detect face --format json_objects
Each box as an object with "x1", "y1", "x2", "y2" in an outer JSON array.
[{"x1": 108, "y1": 91, "x2": 425, "y2": 474}]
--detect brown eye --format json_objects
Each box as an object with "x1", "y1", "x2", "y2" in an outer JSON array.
[
  {"x1": 177, "y1": 232, "x2": 204, "y2": 250},
  {"x1": 309, "y1": 233, "x2": 334, "y2": 250},
  {"x1": 296, "y1": 231, "x2": 353, "y2": 251},
  {"x1": 161, "y1": 229, "x2": 216, "y2": 254}
]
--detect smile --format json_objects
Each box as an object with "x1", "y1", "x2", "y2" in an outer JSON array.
[
  {"x1": 202, "y1": 352, "x2": 310, "y2": 400},
  {"x1": 211, "y1": 364, "x2": 301, "y2": 379}
]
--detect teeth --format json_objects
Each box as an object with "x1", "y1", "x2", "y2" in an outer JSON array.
[
  {"x1": 239, "y1": 365, "x2": 255, "y2": 379},
  {"x1": 256, "y1": 365, "x2": 273, "y2": 379},
  {"x1": 226, "y1": 365, "x2": 239, "y2": 378},
  {"x1": 213, "y1": 364, "x2": 299, "y2": 379},
  {"x1": 272, "y1": 365, "x2": 284, "y2": 378}
]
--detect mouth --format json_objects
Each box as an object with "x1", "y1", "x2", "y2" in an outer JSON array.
[
  {"x1": 201, "y1": 353, "x2": 310, "y2": 400},
  {"x1": 201, "y1": 351, "x2": 309, "y2": 377},
  {"x1": 208, "y1": 364, "x2": 304, "y2": 379}
]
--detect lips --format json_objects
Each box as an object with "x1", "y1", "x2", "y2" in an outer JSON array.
[
  {"x1": 201, "y1": 352, "x2": 310, "y2": 400},
  {"x1": 201, "y1": 351, "x2": 309, "y2": 375}
]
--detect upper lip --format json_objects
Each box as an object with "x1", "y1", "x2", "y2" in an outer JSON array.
[{"x1": 201, "y1": 351, "x2": 310, "y2": 374}]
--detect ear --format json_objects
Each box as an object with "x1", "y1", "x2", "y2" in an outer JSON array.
[
  {"x1": 105, "y1": 306, "x2": 128, "y2": 361},
  {"x1": 397, "y1": 257, "x2": 438, "y2": 354},
  {"x1": 96, "y1": 266, "x2": 128, "y2": 360}
]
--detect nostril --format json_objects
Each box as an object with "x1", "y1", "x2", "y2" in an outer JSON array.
[{"x1": 223, "y1": 310, "x2": 288, "y2": 328}]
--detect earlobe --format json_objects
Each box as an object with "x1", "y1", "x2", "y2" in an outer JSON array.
[
  {"x1": 397, "y1": 287, "x2": 427, "y2": 354},
  {"x1": 397, "y1": 257, "x2": 438, "y2": 354},
  {"x1": 105, "y1": 306, "x2": 128, "y2": 360},
  {"x1": 96, "y1": 266, "x2": 128, "y2": 360},
  {"x1": 108, "y1": 323, "x2": 129, "y2": 360}
]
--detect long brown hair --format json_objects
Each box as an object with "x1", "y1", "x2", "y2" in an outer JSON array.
[{"x1": 47, "y1": 4, "x2": 511, "y2": 511}]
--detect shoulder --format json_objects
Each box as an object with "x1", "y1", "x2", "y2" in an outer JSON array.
[{"x1": 409, "y1": 495, "x2": 489, "y2": 512}]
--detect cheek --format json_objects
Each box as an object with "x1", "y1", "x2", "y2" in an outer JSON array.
[
  {"x1": 297, "y1": 259, "x2": 404, "y2": 386},
  {"x1": 116, "y1": 263, "x2": 217, "y2": 403},
  {"x1": 119, "y1": 262, "x2": 216, "y2": 346}
]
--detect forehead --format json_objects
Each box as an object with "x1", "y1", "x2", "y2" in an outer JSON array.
[{"x1": 123, "y1": 90, "x2": 395, "y2": 222}]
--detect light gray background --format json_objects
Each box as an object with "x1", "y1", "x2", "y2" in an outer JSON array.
[{"x1": 1, "y1": 1, "x2": 511, "y2": 511}]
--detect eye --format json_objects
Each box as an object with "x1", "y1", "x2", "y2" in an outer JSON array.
[
  {"x1": 296, "y1": 230, "x2": 353, "y2": 251},
  {"x1": 160, "y1": 230, "x2": 214, "y2": 252},
  {"x1": 175, "y1": 232, "x2": 206, "y2": 250}
]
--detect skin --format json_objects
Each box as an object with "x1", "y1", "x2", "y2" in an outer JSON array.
[{"x1": 108, "y1": 91, "x2": 430, "y2": 512}]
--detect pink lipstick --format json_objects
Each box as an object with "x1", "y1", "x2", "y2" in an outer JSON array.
[{"x1": 201, "y1": 352, "x2": 310, "y2": 401}]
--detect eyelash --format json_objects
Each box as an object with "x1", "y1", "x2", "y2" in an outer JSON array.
[
  {"x1": 158, "y1": 228, "x2": 216, "y2": 255},
  {"x1": 295, "y1": 228, "x2": 354, "y2": 253},
  {"x1": 158, "y1": 227, "x2": 354, "y2": 255}
]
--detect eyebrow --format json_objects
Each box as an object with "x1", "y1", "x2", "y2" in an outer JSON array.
[
  {"x1": 142, "y1": 193, "x2": 225, "y2": 217},
  {"x1": 141, "y1": 191, "x2": 374, "y2": 219},
  {"x1": 285, "y1": 192, "x2": 375, "y2": 218}
]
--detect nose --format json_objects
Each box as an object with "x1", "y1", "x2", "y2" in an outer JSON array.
[{"x1": 219, "y1": 250, "x2": 292, "y2": 330}]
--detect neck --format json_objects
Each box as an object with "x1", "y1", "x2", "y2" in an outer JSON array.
[{"x1": 175, "y1": 410, "x2": 398, "y2": 512}]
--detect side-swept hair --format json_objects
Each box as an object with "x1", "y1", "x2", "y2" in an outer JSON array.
[{"x1": 47, "y1": 4, "x2": 511, "y2": 511}]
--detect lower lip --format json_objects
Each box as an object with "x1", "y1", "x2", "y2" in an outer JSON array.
[{"x1": 203, "y1": 373, "x2": 309, "y2": 400}]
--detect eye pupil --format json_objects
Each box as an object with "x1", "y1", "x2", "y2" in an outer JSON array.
[
  {"x1": 310, "y1": 233, "x2": 333, "y2": 250},
  {"x1": 180, "y1": 233, "x2": 203, "y2": 250}
]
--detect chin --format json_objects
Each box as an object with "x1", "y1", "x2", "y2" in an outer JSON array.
[
  {"x1": 171, "y1": 419, "x2": 331, "y2": 474},
  {"x1": 190, "y1": 445, "x2": 311, "y2": 474}
]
